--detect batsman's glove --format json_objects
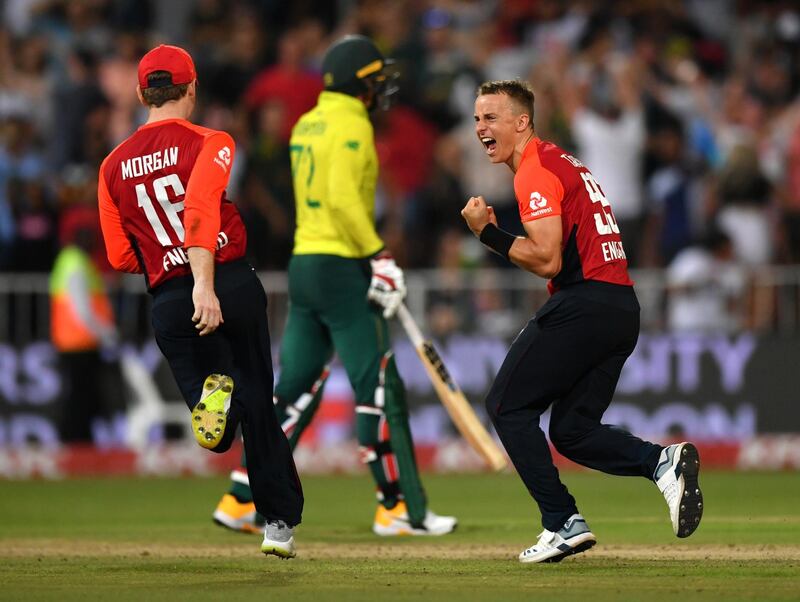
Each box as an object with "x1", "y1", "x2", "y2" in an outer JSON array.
[{"x1": 367, "y1": 250, "x2": 407, "y2": 319}]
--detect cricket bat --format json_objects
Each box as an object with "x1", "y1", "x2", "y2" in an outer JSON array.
[{"x1": 396, "y1": 303, "x2": 507, "y2": 471}]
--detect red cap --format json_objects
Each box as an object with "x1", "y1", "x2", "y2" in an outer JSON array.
[{"x1": 137, "y1": 44, "x2": 196, "y2": 89}]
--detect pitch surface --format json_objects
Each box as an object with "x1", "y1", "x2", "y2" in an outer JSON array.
[{"x1": 1, "y1": 472, "x2": 798, "y2": 601}]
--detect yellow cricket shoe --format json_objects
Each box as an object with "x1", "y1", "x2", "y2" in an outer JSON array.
[
  {"x1": 191, "y1": 374, "x2": 233, "y2": 449},
  {"x1": 212, "y1": 494, "x2": 265, "y2": 534},
  {"x1": 372, "y1": 501, "x2": 458, "y2": 536}
]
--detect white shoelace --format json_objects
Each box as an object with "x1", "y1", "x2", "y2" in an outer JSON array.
[
  {"x1": 522, "y1": 530, "x2": 557, "y2": 555},
  {"x1": 662, "y1": 480, "x2": 679, "y2": 508}
]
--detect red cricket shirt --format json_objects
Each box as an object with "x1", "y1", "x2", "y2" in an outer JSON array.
[
  {"x1": 98, "y1": 118, "x2": 247, "y2": 289},
  {"x1": 514, "y1": 137, "x2": 633, "y2": 294}
]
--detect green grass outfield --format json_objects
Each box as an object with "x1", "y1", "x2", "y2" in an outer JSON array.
[{"x1": 1, "y1": 471, "x2": 798, "y2": 601}]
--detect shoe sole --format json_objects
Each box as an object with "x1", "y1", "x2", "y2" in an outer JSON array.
[
  {"x1": 373, "y1": 527, "x2": 457, "y2": 536},
  {"x1": 373, "y1": 521, "x2": 458, "y2": 537},
  {"x1": 261, "y1": 547, "x2": 295, "y2": 559},
  {"x1": 192, "y1": 374, "x2": 233, "y2": 449},
  {"x1": 541, "y1": 538, "x2": 597, "y2": 563},
  {"x1": 424, "y1": 521, "x2": 458, "y2": 536},
  {"x1": 675, "y1": 442, "x2": 703, "y2": 538},
  {"x1": 262, "y1": 541, "x2": 296, "y2": 559}
]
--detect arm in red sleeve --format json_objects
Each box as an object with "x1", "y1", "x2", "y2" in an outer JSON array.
[
  {"x1": 514, "y1": 164, "x2": 564, "y2": 223},
  {"x1": 183, "y1": 131, "x2": 235, "y2": 252},
  {"x1": 98, "y1": 161, "x2": 141, "y2": 273},
  {"x1": 510, "y1": 163, "x2": 565, "y2": 278}
]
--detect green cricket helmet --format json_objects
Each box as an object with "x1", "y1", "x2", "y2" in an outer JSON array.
[{"x1": 321, "y1": 34, "x2": 398, "y2": 110}]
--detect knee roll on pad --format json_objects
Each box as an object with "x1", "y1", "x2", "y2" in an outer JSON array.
[
  {"x1": 356, "y1": 406, "x2": 382, "y2": 447},
  {"x1": 276, "y1": 365, "x2": 331, "y2": 443},
  {"x1": 354, "y1": 351, "x2": 408, "y2": 466},
  {"x1": 356, "y1": 404, "x2": 403, "y2": 504},
  {"x1": 355, "y1": 406, "x2": 392, "y2": 462}
]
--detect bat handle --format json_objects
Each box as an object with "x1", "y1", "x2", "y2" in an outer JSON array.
[{"x1": 396, "y1": 303, "x2": 426, "y2": 347}]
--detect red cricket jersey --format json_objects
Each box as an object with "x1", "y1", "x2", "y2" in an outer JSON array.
[
  {"x1": 98, "y1": 118, "x2": 247, "y2": 289},
  {"x1": 515, "y1": 137, "x2": 633, "y2": 293}
]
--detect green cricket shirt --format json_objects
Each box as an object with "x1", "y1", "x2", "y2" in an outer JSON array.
[{"x1": 289, "y1": 91, "x2": 384, "y2": 258}]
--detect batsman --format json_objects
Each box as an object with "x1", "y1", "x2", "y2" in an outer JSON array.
[{"x1": 212, "y1": 35, "x2": 456, "y2": 537}]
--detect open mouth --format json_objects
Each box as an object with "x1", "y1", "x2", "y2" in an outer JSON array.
[{"x1": 481, "y1": 136, "x2": 497, "y2": 155}]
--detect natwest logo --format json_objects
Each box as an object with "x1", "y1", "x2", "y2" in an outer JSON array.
[
  {"x1": 529, "y1": 191, "x2": 548, "y2": 209},
  {"x1": 213, "y1": 146, "x2": 232, "y2": 172},
  {"x1": 529, "y1": 191, "x2": 553, "y2": 217}
]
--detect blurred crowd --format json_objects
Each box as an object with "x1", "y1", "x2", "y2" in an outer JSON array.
[{"x1": 2, "y1": 0, "x2": 800, "y2": 333}]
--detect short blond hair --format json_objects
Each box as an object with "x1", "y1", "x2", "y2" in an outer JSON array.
[{"x1": 477, "y1": 80, "x2": 535, "y2": 130}]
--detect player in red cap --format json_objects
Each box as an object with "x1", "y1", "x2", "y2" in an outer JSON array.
[{"x1": 97, "y1": 44, "x2": 303, "y2": 558}]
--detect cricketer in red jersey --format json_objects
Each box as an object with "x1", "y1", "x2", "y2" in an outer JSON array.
[
  {"x1": 97, "y1": 44, "x2": 302, "y2": 558},
  {"x1": 462, "y1": 80, "x2": 703, "y2": 564},
  {"x1": 99, "y1": 119, "x2": 246, "y2": 290}
]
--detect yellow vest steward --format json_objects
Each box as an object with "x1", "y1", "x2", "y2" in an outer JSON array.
[
  {"x1": 290, "y1": 91, "x2": 384, "y2": 258},
  {"x1": 49, "y1": 246, "x2": 114, "y2": 352}
]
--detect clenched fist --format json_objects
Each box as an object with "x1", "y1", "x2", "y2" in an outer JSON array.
[{"x1": 461, "y1": 196, "x2": 497, "y2": 237}]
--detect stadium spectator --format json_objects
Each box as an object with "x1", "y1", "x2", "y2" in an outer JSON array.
[
  {"x1": 556, "y1": 23, "x2": 647, "y2": 265},
  {"x1": 641, "y1": 116, "x2": 703, "y2": 266},
  {"x1": 374, "y1": 104, "x2": 436, "y2": 213},
  {"x1": 97, "y1": 32, "x2": 146, "y2": 147},
  {"x1": 413, "y1": 7, "x2": 466, "y2": 131},
  {"x1": 713, "y1": 144, "x2": 775, "y2": 266},
  {"x1": 405, "y1": 133, "x2": 466, "y2": 268},
  {"x1": 200, "y1": 6, "x2": 268, "y2": 108},
  {"x1": 237, "y1": 99, "x2": 295, "y2": 269},
  {"x1": 0, "y1": 114, "x2": 46, "y2": 270},
  {"x1": 783, "y1": 118, "x2": 800, "y2": 262},
  {"x1": 50, "y1": 46, "x2": 109, "y2": 170},
  {"x1": 242, "y1": 23, "x2": 324, "y2": 142},
  {"x1": 0, "y1": 31, "x2": 53, "y2": 137},
  {"x1": 665, "y1": 228, "x2": 746, "y2": 333},
  {"x1": 10, "y1": 173, "x2": 55, "y2": 272}
]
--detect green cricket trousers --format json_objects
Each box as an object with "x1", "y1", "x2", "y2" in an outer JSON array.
[{"x1": 275, "y1": 254, "x2": 428, "y2": 524}]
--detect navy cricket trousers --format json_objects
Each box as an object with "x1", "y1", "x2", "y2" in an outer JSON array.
[
  {"x1": 485, "y1": 281, "x2": 662, "y2": 532},
  {"x1": 150, "y1": 260, "x2": 303, "y2": 526}
]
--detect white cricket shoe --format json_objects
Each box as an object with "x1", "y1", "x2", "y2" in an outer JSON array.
[
  {"x1": 654, "y1": 442, "x2": 703, "y2": 538},
  {"x1": 519, "y1": 514, "x2": 596, "y2": 564},
  {"x1": 261, "y1": 520, "x2": 296, "y2": 559},
  {"x1": 372, "y1": 501, "x2": 458, "y2": 536}
]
